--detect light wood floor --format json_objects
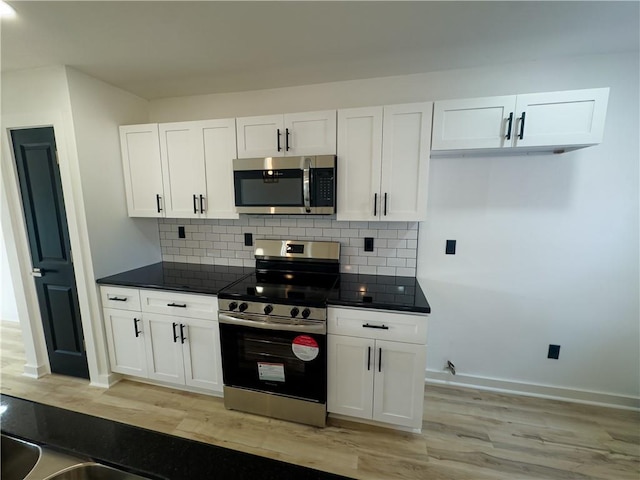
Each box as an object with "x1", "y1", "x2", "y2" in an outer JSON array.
[{"x1": 1, "y1": 320, "x2": 638, "y2": 480}]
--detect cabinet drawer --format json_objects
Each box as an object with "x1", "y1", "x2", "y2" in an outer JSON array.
[
  {"x1": 100, "y1": 286, "x2": 141, "y2": 312},
  {"x1": 140, "y1": 290, "x2": 218, "y2": 320},
  {"x1": 328, "y1": 307, "x2": 427, "y2": 344}
]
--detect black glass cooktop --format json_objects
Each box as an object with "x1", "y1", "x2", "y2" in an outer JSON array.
[{"x1": 218, "y1": 270, "x2": 339, "y2": 307}]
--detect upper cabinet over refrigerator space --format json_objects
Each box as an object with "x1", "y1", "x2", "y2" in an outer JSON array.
[
  {"x1": 431, "y1": 88, "x2": 609, "y2": 156},
  {"x1": 236, "y1": 110, "x2": 337, "y2": 158}
]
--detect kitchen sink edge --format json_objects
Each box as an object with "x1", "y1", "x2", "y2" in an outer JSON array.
[{"x1": 1, "y1": 434, "x2": 153, "y2": 480}]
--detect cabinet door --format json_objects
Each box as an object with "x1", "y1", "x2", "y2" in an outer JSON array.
[
  {"x1": 284, "y1": 110, "x2": 336, "y2": 156},
  {"x1": 336, "y1": 107, "x2": 383, "y2": 221},
  {"x1": 159, "y1": 122, "x2": 207, "y2": 218},
  {"x1": 119, "y1": 124, "x2": 165, "y2": 217},
  {"x1": 513, "y1": 88, "x2": 609, "y2": 148},
  {"x1": 181, "y1": 318, "x2": 224, "y2": 393},
  {"x1": 236, "y1": 114, "x2": 284, "y2": 158},
  {"x1": 380, "y1": 103, "x2": 433, "y2": 222},
  {"x1": 143, "y1": 313, "x2": 185, "y2": 384},
  {"x1": 327, "y1": 334, "x2": 375, "y2": 419},
  {"x1": 200, "y1": 119, "x2": 239, "y2": 219},
  {"x1": 431, "y1": 96, "x2": 517, "y2": 151},
  {"x1": 372, "y1": 340, "x2": 426, "y2": 429},
  {"x1": 103, "y1": 308, "x2": 147, "y2": 378}
]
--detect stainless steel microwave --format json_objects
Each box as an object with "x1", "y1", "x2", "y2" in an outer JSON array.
[{"x1": 232, "y1": 155, "x2": 336, "y2": 215}]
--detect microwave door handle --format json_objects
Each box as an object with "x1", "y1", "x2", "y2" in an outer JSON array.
[{"x1": 303, "y1": 157, "x2": 311, "y2": 213}]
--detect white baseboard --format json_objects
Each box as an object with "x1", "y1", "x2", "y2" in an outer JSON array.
[
  {"x1": 90, "y1": 372, "x2": 121, "y2": 388},
  {"x1": 425, "y1": 369, "x2": 640, "y2": 411},
  {"x1": 23, "y1": 363, "x2": 49, "y2": 378}
]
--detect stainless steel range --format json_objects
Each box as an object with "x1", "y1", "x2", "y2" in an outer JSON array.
[{"x1": 217, "y1": 239, "x2": 340, "y2": 427}]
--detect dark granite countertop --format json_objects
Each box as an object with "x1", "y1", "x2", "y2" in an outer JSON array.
[
  {"x1": 0, "y1": 394, "x2": 352, "y2": 480},
  {"x1": 96, "y1": 262, "x2": 252, "y2": 295},
  {"x1": 332, "y1": 273, "x2": 430, "y2": 314},
  {"x1": 97, "y1": 262, "x2": 430, "y2": 314}
]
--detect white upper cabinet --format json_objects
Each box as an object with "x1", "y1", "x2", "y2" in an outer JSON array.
[
  {"x1": 120, "y1": 119, "x2": 238, "y2": 219},
  {"x1": 119, "y1": 124, "x2": 165, "y2": 217},
  {"x1": 159, "y1": 122, "x2": 207, "y2": 218},
  {"x1": 336, "y1": 107, "x2": 383, "y2": 222},
  {"x1": 337, "y1": 102, "x2": 432, "y2": 222},
  {"x1": 236, "y1": 110, "x2": 336, "y2": 158},
  {"x1": 431, "y1": 88, "x2": 609, "y2": 155},
  {"x1": 512, "y1": 89, "x2": 609, "y2": 149}
]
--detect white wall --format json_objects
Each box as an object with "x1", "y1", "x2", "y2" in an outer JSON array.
[
  {"x1": 0, "y1": 223, "x2": 18, "y2": 322},
  {"x1": 65, "y1": 67, "x2": 161, "y2": 278},
  {"x1": 149, "y1": 52, "x2": 639, "y2": 406}
]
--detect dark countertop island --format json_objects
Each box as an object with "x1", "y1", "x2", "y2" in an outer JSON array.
[
  {"x1": 97, "y1": 262, "x2": 430, "y2": 314},
  {"x1": 0, "y1": 394, "x2": 352, "y2": 480}
]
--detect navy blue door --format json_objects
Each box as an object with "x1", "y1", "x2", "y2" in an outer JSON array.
[{"x1": 11, "y1": 127, "x2": 89, "y2": 379}]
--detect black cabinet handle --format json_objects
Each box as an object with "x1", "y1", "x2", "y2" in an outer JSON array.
[
  {"x1": 199, "y1": 195, "x2": 205, "y2": 214},
  {"x1": 167, "y1": 303, "x2": 187, "y2": 308},
  {"x1": 180, "y1": 324, "x2": 186, "y2": 344},
  {"x1": 378, "y1": 347, "x2": 382, "y2": 373},
  {"x1": 384, "y1": 193, "x2": 388, "y2": 216},
  {"x1": 133, "y1": 318, "x2": 141, "y2": 338},
  {"x1": 285, "y1": 128, "x2": 290, "y2": 151},
  {"x1": 277, "y1": 129, "x2": 282, "y2": 152},
  {"x1": 518, "y1": 112, "x2": 526, "y2": 140},
  {"x1": 363, "y1": 323, "x2": 389, "y2": 330},
  {"x1": 193, "y1": 194, "x2": 198, "y2": 214},
  {"x1": 172, "y1": 322, "x2": 179, "y2": 342},
  {"x1": 108, "y1": 296, "x2": 127, "y2": 302},
  {"x1": 373, "y1": 193, "x2": 377, "y2": 216},
  {"x1": 367, "y1": 346, "x2": 371, "y2": 371},
  {"x1": 156, "y1": 194, "x2": 162, "y2": 213},
  {"x1": 506, "y1": 112, "x2": 514, "y2": 140}
]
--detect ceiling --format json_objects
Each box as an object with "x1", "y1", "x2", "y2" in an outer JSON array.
[{"x1": 1, "y1": 1, "x2": 638, "y2": 100}]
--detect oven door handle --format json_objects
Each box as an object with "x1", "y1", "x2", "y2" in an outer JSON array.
[
  {"x1": 218, "y1": 313, "x2": 326, "y2": 334},
  {"x1": 303, "y1": 157, "x2": 311, "y2": 213}
]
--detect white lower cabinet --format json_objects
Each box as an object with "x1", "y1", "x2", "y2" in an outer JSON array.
[
  {"x1": 103, "y1": 307, "x2": 147, "y2": 377},
  {"x1": 100, "y1": 286, "x2": 223, "y2": 394},
  {"x1": 327, "y1": 307, "x2": 428, "y2": 430}
]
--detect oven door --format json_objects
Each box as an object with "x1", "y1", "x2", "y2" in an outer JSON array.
[{"x1": 219, "y1": 314, "x2": 327, "y2": 403}]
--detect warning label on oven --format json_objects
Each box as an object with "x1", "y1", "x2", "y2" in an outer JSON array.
[
  {"x1": 292, "y1": 335, "x2": 320, "y2": 361},
  {"x1": 258, "y1": 362, "x2": 285, "y2": 382}
]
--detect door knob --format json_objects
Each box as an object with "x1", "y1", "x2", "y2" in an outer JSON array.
[{"x1": 31, "y1": 268, "x2": 44, "y2": 277}]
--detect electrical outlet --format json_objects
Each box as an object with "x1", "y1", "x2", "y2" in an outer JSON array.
[
  {"x1": 178, "y1": 226, "x2": 185, "y2": 239},
  {"x1": 364, "y1": 237, "x2": 374, "y2": 252},
  {"x1": 244, "y1": 233, "x2": 253, "y2": 247},
  {"x1": 548, "y1": 344, "x2": 560, "y2": 359},
  {"x1": 446, "y1": 239, "x2": 456, "y2": 255}
]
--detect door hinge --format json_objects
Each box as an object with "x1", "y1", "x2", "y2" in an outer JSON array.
[
  {"x1": 55, "y1": 149, "x2": 59, "y2": 164},
  {"x1": 70, "y1": 248, "x2": 73, "y2": 264},
  {"x1": 82, "y1": 339, "x2": 86, "y2": 351}
]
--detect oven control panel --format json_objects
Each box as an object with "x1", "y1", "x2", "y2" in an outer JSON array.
[{"x1": 218, "y1": 299, "x2": 327, "y2": 322}]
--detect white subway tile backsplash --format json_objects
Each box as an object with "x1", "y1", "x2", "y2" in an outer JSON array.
[{"x1": 158, "y1": 216, "x2": 419, "y2": 276}]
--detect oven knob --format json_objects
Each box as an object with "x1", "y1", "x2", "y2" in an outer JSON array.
[
  {"x1": 238, "y1": 303, "x2": 248, "y2": 312},
  {"x1": 228, "y1": 302, "x2": 238, "y2": 311},
  {"x1": 264, "y1": 305, "x2": 273, "y2": 315},
  {"x1": 301, "y1": 308, "x2": 311, "y2": 319},
  {"x1": 290, "y1": 307, "x2": 300, "y2": 318}
]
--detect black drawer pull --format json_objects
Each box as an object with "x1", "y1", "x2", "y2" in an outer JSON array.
[
  {"x1": 367, "y1": 346, "x2": 371, "y2": 371},
  {"x1": 180, "y1": 324, "x2": 186, "y2": 344},
  {"x1": 363, "y1": 323, "x2": 389, "y2": 330},
  {"x1": 167, "y1": 303, "x2": 187, "y2": 308},
  {"x1": 156, "y1": 194, "x2": 162, "y2": 213},
  {"x1": 378, "y1": 347, "x2": 382, "y2": 372},
  {"x1": 373, "y1": 193, "x2": 377, "y2": 216},
  {"x1": 108, "y1": 296, "x2": 127, "y2": 302},
  {"x1": 133, "y1": 318, "x2": 141, "y2": 338}
]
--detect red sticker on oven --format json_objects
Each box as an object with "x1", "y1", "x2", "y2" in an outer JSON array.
[{"x1": 292, "y1": 335, "x2": 319, "y2": 361}]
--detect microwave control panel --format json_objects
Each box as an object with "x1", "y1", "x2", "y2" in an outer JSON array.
[{"x1": 313, "y1": 169, "x2": 335, "y2": 207}]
